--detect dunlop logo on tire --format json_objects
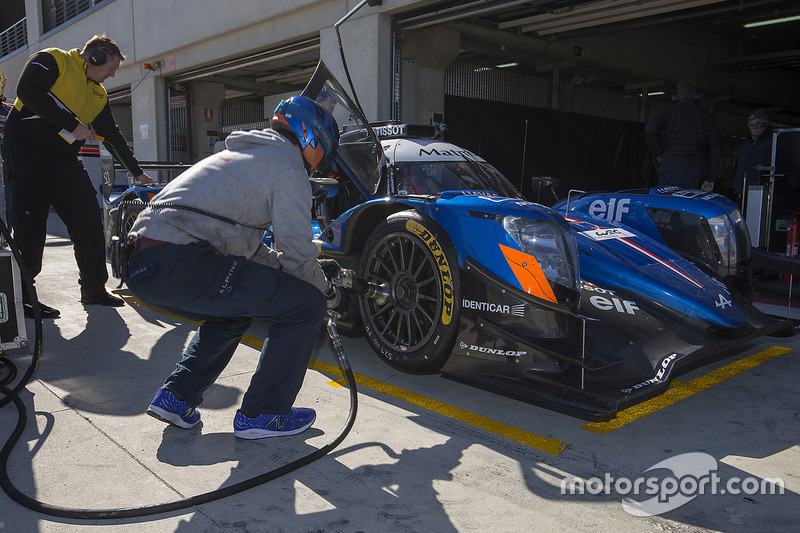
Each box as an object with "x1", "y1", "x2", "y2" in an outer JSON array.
[{"x1": 406, "y1": 220, "x2": 454, "y2": 325}]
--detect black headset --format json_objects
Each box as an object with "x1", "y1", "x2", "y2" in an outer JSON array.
[{"x1": 88, "y1": 46, "x2": 116, "y2": 66}]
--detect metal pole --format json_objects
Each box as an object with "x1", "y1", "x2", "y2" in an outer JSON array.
[{"x1": 521, "y1": 119, "x2": 529, "y2": 193}]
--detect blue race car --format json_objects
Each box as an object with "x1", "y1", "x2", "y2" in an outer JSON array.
[
  {"x1": 104, "y1": 62, "x2": 792, "y2": 418},
  {"x1": 550, "y1": 187, "x2": 754, "y2": 299},
  {"x1": 301, "y1": 63, "x2": 791, "y2": 418}
]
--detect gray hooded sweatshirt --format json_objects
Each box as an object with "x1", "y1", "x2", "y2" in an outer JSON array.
[{"x1": 129, "y1": 128, "x2": 327, "y2": 293}]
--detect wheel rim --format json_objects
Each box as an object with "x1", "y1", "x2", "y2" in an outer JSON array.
[
  {"x1": 362, "y1": 232, "x2": 442, "y2": 352},
  {"x1": 122, "y1": 202, "x2": 144, "y2": 234}
]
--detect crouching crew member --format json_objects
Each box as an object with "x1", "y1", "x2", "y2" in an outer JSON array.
[{"x1": 128, "y1": 95, "x2": 342, "y2": 439}]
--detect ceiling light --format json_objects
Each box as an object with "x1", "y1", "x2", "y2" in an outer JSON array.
[
  {"x1": 495, "y1": 62, "x2": 519, "y2": 68},
  {"x1": 744, "y1": 14, "x2": 800, "y2": 28},
  {"x1": 474, "y1": 66, "x2": 491, "y2": 72}
]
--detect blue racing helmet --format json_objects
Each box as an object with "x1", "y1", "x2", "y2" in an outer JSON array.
[{"x1": 272, "y1": 95, "x2": 339, "y2": 171}]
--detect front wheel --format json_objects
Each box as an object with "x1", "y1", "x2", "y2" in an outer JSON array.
[
  {"x1": 105, "y1": 199, "x2": 145, "y2": 257},
  {"x1": 357, "y1": 211, "x2": 460, "y2": 373}
]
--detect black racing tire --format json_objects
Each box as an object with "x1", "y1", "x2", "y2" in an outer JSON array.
[
  {"x1": 106, "y1": 199, "x2": 145, "y2": 259},
  {"x1": 357, "y1": 211, "x2": 460, "y2": 373},
  {"x1": 120, "y1": 200, "x2": 146, "y2": 238}
]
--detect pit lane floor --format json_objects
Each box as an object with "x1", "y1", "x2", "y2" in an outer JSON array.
[{"x1": 1, "y1": 214, "x2": 798, "y2": 532}]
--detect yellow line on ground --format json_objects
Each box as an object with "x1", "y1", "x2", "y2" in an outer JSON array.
[
  {"x1": 123, "y1": 294, "x2": 566, "y2": 454},
  {"x1": 121, "y1": 295, "x2": 792, "y2": 448},
  {"x1": 239, "y1": 333, "x2": 568, "y2": 456},
  {"x1": 582, "y1": 345, "x2": 795, "y2": 435}
]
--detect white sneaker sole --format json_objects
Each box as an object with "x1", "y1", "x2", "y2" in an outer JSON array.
[
  {"x1": 233, "y1": 418, "x2": 314, "y2": 440},
  {"x1": 146, "y1": 405, "x2": 200, "y2": 429}
]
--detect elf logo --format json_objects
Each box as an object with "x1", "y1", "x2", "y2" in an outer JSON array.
[
  {"x1": 589, "y1": 294, "x2": 640, "y2": 315},
  {"x1": 588, "y1": 198, "x2": 631, "y2": 222}
]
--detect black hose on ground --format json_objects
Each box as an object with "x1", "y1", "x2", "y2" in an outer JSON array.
[{"x1": 0, "y1": 213, "x2": 358, "y2": 519}]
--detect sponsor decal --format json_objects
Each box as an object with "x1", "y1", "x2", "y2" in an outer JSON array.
[
  {"x1": 457, "y1": 190, "x2": 502, "y2": 198},
  {"x1": 590, "y1": 295, "x2": 640, "y2": 315},
  {"x1": 583, "y1": 283, "x2": 639, "y2": 314},
  {"x1": 587, "y1": 198, "x2": 631, "y2": 222},
  {"x1": 581, "y1": 281, "x2": 613, "y2": 293},
  {"x1": 619, "y1": 353, "x2": 679, "y2": 393},
  {"x1": 459, "y1": 340, "x2": 526, "y2": 357},
  {"x1": 418, "y1": 147, "x2": 479, "y2": 159},
  {"x1": 405, "y1": 220, "x2": 454, "y2": 325},
  {"x1": 715, "y1": 293, "x2": 732, "y2": 309},
  {"x1": 373, "y1": 123, "x2": 407, "y2": 137},
  {"x1": 668, "y1": 189, "x2": 719, "y2": 201},
  {"x1": 462, "y1": 299, "x2": 525, "y2": 316},
  {"x1": 218, "y1": 260, "x2": 239, "y2": 294},
  {"x1": 580, "y1": 227, "x2": 637, "y2": 241}
]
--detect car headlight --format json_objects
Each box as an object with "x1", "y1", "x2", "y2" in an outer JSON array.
[
  {"x1": 706, "y1": 214, "x2": 738, "y2": 268},
  {"x1": 648, "y1": 207, "x2": 749, "y2": 274},
  {"x1": 502, "y1": 216, "x2": 579, "y2": 301}
]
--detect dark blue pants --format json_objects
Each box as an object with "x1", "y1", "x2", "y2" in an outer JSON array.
[{"x1": 127, "y1": 241, "x2": 326, "y2": 415}]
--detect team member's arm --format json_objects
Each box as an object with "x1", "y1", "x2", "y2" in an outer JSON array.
[
  {"x1": 92, "y1": 104, "x2": 153, "y2": 184},
  {"x1": 15, "y1": 52, "x2": 80, "y2": 133}
]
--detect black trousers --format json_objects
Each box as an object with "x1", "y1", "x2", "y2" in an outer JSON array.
[{"x1": 4, "y1": 142, "x2": 108, "y2": 291}]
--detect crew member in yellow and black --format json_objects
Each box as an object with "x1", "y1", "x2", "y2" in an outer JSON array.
[{"x1": 3, "y1": 34, "x2": 154, "y2": 318}]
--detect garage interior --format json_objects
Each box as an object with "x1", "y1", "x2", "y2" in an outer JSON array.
[{"x1": 118, "y1": 1, "x2": 798, "y2": 205}]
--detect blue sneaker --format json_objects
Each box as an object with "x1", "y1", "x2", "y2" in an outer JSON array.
[
  {"x1": 146, "y1": 388, "x2": 201, "y2": 429},
  {"x1": 233, "y1": 407, "x2": 316, "y2": 439}
]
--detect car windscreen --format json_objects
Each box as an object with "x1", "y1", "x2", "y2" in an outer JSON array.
[{"x1": 395, "y1": 160, "x2": 523, "y2": 198}]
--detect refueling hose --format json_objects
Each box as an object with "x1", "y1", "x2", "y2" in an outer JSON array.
[{"x1": 0, "y1": 216, "x2": 359, "y2": 519}]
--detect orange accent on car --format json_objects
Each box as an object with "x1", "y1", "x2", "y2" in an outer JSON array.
[{"x1": 499, "y1": 244, "x2": 557, "y2": 303}]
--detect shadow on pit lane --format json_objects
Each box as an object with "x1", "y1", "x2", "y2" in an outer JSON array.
[
  {"x1": 516, "y1": 370, "x2": 800, "y2": 532},
  {"x1": 31, "y1": 303, "x2": 242, "y2": 416},
  {"x1": 158, "y1": 415, "x2": 465, "y2": 532}
]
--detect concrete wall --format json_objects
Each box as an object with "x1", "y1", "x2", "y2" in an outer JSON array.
[{"x1": 0, "y1": 0, "x2": 425, "y2": 161}]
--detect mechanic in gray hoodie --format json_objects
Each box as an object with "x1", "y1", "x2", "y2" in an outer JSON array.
[{"x1": 126, "y1": 95, "x2": 341, "y2": 439}]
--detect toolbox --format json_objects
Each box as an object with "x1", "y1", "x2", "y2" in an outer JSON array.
[{"x1": 0, "y1": 250, "x2": 28, "y2": 351}]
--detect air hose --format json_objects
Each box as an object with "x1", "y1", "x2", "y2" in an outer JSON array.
[{"x1": 0, "y1": 216, "x2": 359, "y2": 519}]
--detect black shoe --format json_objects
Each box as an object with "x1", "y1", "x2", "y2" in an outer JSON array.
[
  {"x1": 23, "y1": 301, "x2": 61, "y2": 319},
  {"x1": 80, "y1": 290, "x2": 125, "y2": 307}
]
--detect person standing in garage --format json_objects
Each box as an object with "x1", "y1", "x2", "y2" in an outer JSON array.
[
  {"x1": 730, "y1": 109, "x2": 773, "y2": 204},
  {"x1": 2, "y1": 34, "x2": 153, "y2": 318},
  {"x1": 645, "y1": 79, "x2": 720, "y2": 192}
]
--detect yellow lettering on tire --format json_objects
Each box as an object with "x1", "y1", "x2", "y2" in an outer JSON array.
[{"x1": 405, "y1": 220, "x2": 454, "y2": 325}]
